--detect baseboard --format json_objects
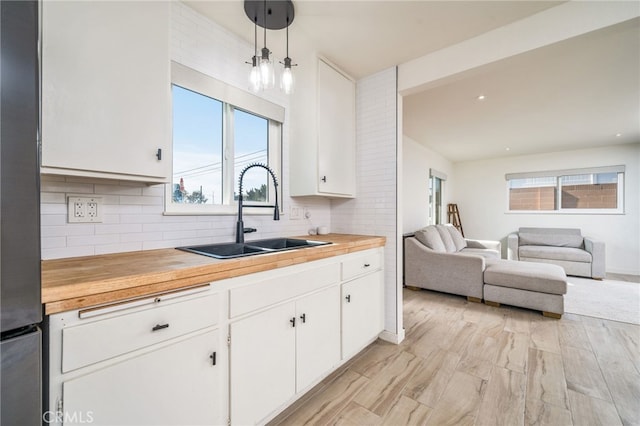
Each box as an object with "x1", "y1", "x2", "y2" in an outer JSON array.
[
  {"x1": 379, "y1": 328, "x2": 405, "y2": 344},
  {"x1": 607, "y1": 268, "x2": 640, "y2": 277}
]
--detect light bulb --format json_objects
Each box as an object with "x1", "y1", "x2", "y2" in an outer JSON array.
[
  {"x1": 281, "y1": 58, "x2": 294, "y2": 94},
  {"x1": 260, "y1": 47, "x2": 275, "y2": 89},
  {"x1": 248, "y1": 56, "x2": 261, "y2": 92}
]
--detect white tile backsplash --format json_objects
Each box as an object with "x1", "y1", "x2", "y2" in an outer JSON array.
[{"x1": 41, "y1": 175, "x2": 330, "y2": 259}]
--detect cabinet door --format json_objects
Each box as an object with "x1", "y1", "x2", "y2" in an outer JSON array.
[
  {"x1": 341, "y1": 271, "x2": 384, "y2": 359},
  {"x1": 295, "y1": 286, "x2": 340, "y2": 391},
  {"x1": 62, "y1": 329, "x2": 220, "y2": 426},
  {"x1": 317, "y1": 59, "x2": 356, "y2": 196},
  {"x1": 230, "y1": 303, "x2": 296, "y2": 425},
  {"x1": 41, "y1": 1, "x2": 170, "y2": 181}
]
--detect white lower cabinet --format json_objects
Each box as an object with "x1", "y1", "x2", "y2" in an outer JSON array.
[
  {"x1": 295, "y1": 286, "x2": 341, "y2": 391},
  {"x1": 230, "y1": 286, "x2": 340, "y2": 425},
  {"x1": 48, "y1": 287, "x2": 222, "y2": 426},
  {"x1": 341, "y1": 270, "x2": 384, "y2": 359},
  {"x1": 49, "y1": 248, "x2": 384, "y2": 426},
  {"x1": 63, "y1": 329, "x2": 220, "y2": 426}
]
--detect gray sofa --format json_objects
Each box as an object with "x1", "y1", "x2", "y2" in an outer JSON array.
[
  {"x1": 404, "y1": 224, "x2": 501, "y2": 301},
  {"x1": 507, "y1": 227, "x2": 605, "y2": 279}
]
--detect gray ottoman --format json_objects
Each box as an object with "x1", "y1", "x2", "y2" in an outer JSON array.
[{"x1": 483, "y1": 259, "x2": 567, "y2": 318}]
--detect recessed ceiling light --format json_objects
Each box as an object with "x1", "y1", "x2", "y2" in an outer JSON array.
[
  {"x1": 477, "y1": 95, "x2": 486, "y2": 101},
  {"x1": 505, "y1": 147, "x2": 510, "y2": 151},
  {"x1": 615, "y1": 133, "x2": 622, "y2": 137}
]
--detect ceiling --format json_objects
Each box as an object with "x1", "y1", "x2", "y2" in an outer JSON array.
[
  {"x1": 185, "y1": 1, "x2": 639, "y2": 162},
  {"x1": 403, "y1": 18, "x2": 640, "y2": 162}
]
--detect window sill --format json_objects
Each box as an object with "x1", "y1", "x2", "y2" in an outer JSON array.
[{"x1": 164, "y1": 205, "x2": 282, "y2": 216}]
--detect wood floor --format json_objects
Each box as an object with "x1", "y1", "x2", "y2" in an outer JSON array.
[{"x1": 269, "y1": 287, "x2": 640, "y2": 426}]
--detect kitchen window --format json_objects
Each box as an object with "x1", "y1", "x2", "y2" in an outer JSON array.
[
  {"x1": 166, "y1": 62, "x2": 283, "y2": 215},
  {"x1": 506, "y1": 166, "x2": 625, "y2": 214}
]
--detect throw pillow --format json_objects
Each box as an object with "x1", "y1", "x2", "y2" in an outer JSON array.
[
  {"x1": 435, "y1": 224, "x2": 458, "y2": 253},
  {"x1": 445, "y1": 224, "x2": 467, "y2": 251},
  {"x1": 414, "y1": 226, "x2": 446, "y2": 252}
]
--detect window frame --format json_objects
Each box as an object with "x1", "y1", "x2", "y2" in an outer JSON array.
[
  {"x1": 505, "y1": 166, "x2": 625, "y2": 215},
  {"x1": 165, "y1": 62, "x2": 283, "y2": 216}
]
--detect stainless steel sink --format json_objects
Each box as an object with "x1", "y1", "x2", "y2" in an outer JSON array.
[{"x1": 177, "y1": 238, "x2": 331, "y2": 259}]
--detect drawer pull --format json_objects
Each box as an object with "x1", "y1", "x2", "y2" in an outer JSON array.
[
  {"x1": 300, "y1": 313, "x2": 306, "y2": 323},
  {"x1": 152, "y1": 323, "x2": 170, "y2": 332},
  {"x1": 210, "y1": 352, "x2": 217, "y2": 366},
  {"x1": 290, "y1": 317, "x2": 296, "y2": 327},
  {"x1": 345, "y1": 295, "x2": 351, "y2": 303},
  {"x1": 364, "y1": 263, "x2": 371, "y2": 268}
]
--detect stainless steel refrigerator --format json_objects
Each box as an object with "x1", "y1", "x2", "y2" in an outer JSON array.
[{"x1": 0, "y1": 1, "x2": 43, "y2": 425}]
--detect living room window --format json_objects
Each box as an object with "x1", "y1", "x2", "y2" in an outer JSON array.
[
  {"x1": 166, "y1": 62, "x2": 283, "y2": 215},
  {"x1": 429, "y1": 169, "x2": 447, "y2": 224},
  {"x1": 506, "y1": 166, "x2": 625, "y2": 214}
]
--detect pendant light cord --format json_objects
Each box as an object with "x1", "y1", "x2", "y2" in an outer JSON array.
[{"x1": 263, "y1": 0, "x2": 267, "y2": 50}]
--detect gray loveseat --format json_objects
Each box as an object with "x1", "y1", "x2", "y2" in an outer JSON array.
[
  {"x1": 507, "y1": 227, "x2": 605, "y2": 279},
  {"x1": 404, "y1": 224, "x2": 501, "y2": 301}
]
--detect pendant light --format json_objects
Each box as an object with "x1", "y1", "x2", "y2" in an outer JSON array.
[
  {"x1": 248, "y1": 17, "x2": 261, "y2": 92},
  {"x1": 280, "y1": 16, "x2": 296, "y2": 94},
  {"x1": 258, "y1": 0, "x2": 275, "y2": 89},
  {"x1": 244, "y1": 0, "x2": 295, "y2": 94}
]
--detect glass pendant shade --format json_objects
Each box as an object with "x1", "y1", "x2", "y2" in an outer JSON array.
[
  {"x1": 281, "y1": 58, "x2": 294, "y2": 94},
  {"x1": 259, "y1": 47, "x2": 275, "y2": 89},
  {"x1": 248, "y1": 56, "x2": 261, "y2": 92}
]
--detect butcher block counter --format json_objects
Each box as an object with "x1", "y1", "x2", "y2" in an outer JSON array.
[{"x1": 41, "y1": 233, "x2": 386, "y2": 315}]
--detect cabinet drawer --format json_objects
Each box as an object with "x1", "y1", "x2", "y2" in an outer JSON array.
[
  {"x1": 342, "y1": 249, "x2": 382, "y2": 281},
  {"x1": 62, "y1": 293, "x2": 218, "y2": 372},
  {"x1": 229, "y1": 263, "x2": 340, "y2": 318}
]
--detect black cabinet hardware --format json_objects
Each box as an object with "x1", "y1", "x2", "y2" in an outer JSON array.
[
  {"x1": 364, "y1": 263, "x2": 371, "y2": 268},
  {"x1": 290, "y1": 317, "x2": 296, "y2": 327},
  {"x1": 300, "y1": 313, "x2": 306, "y2": 323},
  {"x1": 321, "y1": 175, "x2": 327, "y2": 183},
  {"x1": 210, "y1": 352, "x2": 217, "y2": 366},
  {"x1": 345, "y1": 295, "x2": 351, "y2": 303},
  {"x1": 151, "y1": 323, "x2": 169, "y2": 332},
  {"x1": 156, "y1": 148, "x2": 162, "y2": 160}
]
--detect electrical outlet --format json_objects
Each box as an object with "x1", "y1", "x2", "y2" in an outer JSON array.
[
  {"x1": 289, "y1": 206, "x2": 302, "y2": 220},
  {"x1": 68, "y1": 196, "x2": 102, "y2": 223}
]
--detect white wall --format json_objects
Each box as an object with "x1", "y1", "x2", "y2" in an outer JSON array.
[
  {"x1": 402, "y1": 136, "x2": 455, "y2": 234},
  {"x1": 332, "y1": 67, "x2": 400, "y2": 338},
  {"x1": 452, "y1": 143, "x2": 640, "y2": 275},
  {"x1": 40, "y1": 2, "x2": 331, "y2": 259}
]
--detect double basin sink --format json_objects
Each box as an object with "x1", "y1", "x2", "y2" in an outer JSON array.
[{"x1": 177, "y1": 238, "x2": 332, "y2": 259}]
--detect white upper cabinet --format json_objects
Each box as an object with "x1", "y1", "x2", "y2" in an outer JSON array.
[
  {"x1": 290, "y1": 58, "x2": 356, "y2": 198},
  {"x1": 41, "y1": 1, "x2": 171, "y2": 182}
]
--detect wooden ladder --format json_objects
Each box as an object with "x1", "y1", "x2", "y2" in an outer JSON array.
[{"x1": 447, "y1": 204, "x2": 464, "y2": 237}]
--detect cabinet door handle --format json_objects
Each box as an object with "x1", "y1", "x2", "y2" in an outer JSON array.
[
  {"x1": 152, "y1": 323, "x2": 169, "y2": 332},
  {"x1": 210, "y1": 352, "x2": 217, "y2": 366},
  {"x1": 364, "y1": 263, "x2": 371, "y2": 268},
  {"x1": 300, "y1": 313, "x2": 306, "y2": 323},
  {"x1": 345, "y1": 295, "x2": 351, "y2": 303},
  {"x1": 321, "y1": 175, "x2": 327, "y2": 183},
  {"x1": 290, "y1": 317, "x2": 296, "y2": 327},
  {"x1": 156, "y1": 148, "x2": 162, "y2": 160}
]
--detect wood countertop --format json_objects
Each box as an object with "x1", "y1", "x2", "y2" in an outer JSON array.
[{"x1": 42, "y1": 233, "x2": 386, "y2": 315}]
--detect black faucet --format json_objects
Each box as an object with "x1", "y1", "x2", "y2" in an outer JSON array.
[{"x1": 236, "y1": 163, "x2": 280, "y2": 243}]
